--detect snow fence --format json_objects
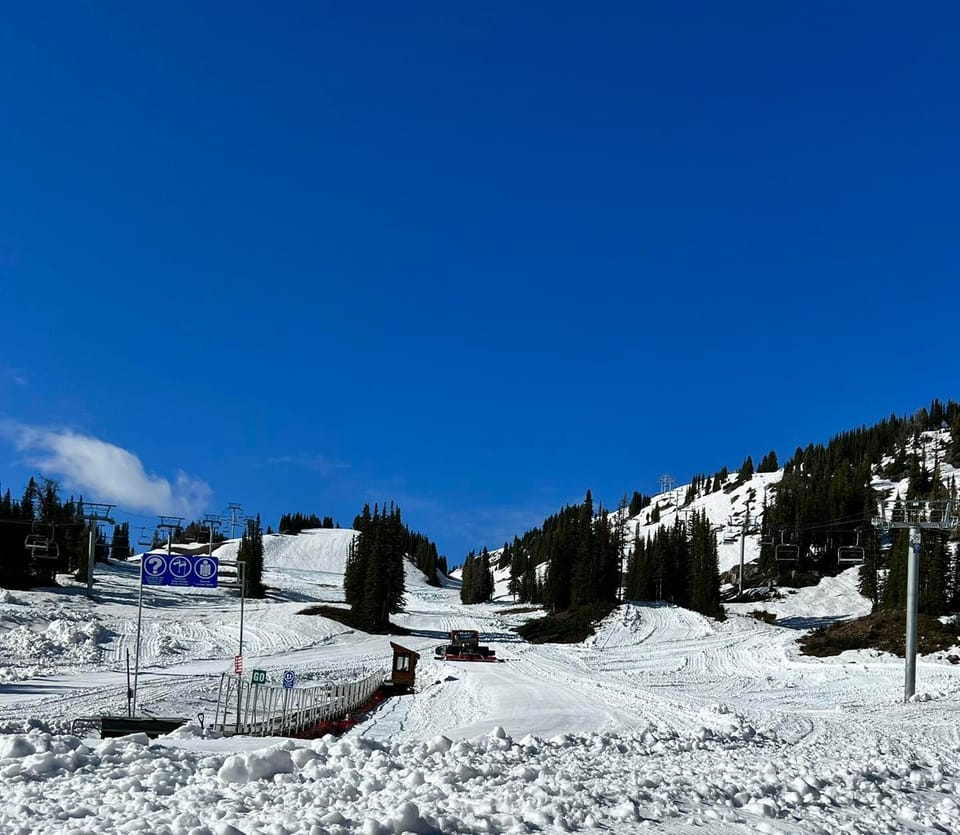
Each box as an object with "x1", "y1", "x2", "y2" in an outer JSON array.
[{"x1": 212, "y1": 670, "x2": 383, "y2": 737}]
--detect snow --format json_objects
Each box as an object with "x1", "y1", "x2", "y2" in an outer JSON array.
[{"x1": 1, "y1": 528, "x2": 960, "y2": 833}]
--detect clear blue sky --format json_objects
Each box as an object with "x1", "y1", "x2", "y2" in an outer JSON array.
[{"x1": 1, "y1": 3, "x2": 957, "y2": 563}]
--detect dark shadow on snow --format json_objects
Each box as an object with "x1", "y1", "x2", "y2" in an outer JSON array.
[{"x1": 777, "y1": 615, "x2": 848, "y2": 630}]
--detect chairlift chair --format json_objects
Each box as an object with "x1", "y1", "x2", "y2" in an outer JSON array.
[
  {"x1": 24, "y1": 533, "x2": 49, "y2": 555},
  {"x1": 837, "y1": 531, "x2": 864, "y2": 566},
  {"x1": 774, "y1": 531, "x2": 799, "y2": 564},
  {"x1": 775, "y1": 544, "x2": 800, "y2": 563},
  {"x1": 837, "y1": 546, "x2": 864, "y2": 565}
]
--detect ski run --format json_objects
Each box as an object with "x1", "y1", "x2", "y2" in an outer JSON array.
[{"x1": 0, "y1": 525, "x2": 958, "y2": 835}]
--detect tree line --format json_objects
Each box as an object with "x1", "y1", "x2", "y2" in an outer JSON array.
[
  {"x1": 277, "y1": 512, "x2": 337, "y2": 534},
  {"x1": 497, "y1": 489, "x2": 722, "y2": 617},
  {"x1": 624, "y1": 510, "x2": 722, "y2": 617},
  {"x1": 0, "y1": 477, "x2": 94, "y2": 586}
]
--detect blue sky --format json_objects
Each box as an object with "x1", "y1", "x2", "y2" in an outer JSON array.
[{"x1": 1, "y1": 3, "x2": 957, "y2": 563}]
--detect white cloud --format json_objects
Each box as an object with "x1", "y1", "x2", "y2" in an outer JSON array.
[{"x1": 2, "y1": 423, "x2": 212, "y2": 517}]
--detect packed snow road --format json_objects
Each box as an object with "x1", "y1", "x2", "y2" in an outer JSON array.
[{"x1": 1, "y1": 530, "x2": 959, "y2": 833}]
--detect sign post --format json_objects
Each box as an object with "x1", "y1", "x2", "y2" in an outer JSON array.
[{"x1": 134, "y1": 551, "x2": 220, "y2": 714}]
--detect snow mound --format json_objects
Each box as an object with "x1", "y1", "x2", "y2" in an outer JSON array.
[
  {"x1": 728, "y1": 567, "x2": 872, "y2": 624},
  {"x1": 2, "y1": 723, "x2": 955, "y2": 834}
]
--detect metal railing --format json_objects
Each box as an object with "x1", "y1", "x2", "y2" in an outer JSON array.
[{"x1": 211, "y1": 670, "x2": 383, "y2": 737}]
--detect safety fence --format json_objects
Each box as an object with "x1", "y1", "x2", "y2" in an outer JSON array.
[{"x1": 211, "y1": 670, "x2": 384, "y2": 737}]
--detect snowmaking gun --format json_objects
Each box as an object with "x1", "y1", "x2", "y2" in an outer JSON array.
[{"x1": 435, "y1": 629, "x2": 497, "y2": 662}]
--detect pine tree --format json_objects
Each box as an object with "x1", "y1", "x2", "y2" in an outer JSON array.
[
  {"x1": 0, "y1": 488, "x2": 12, "y2": 519},
  {"x1": 237, "y1": 515, "x2": 266, "y2": 598},
  {"x1": 571, "y1": 490, "x2": 595, "y2": 607},
  {"x1": 480, "y1": 548, "x2": 494, "y2": 601},
  {"x1": 345, "y1": 502, "x2": 408, "y2": 629},
  {"x1": 628, "y1": 491, "x2": 650, "y2": 517},
  {"x1": 882, "y1": 529, "x2": 909, "y2": 610},
  {"x1": 20, "y1": 478, "x2": 36, "y2": 521},
  {"x1": 758, "y1": 451, "x2": 779, "y2": 473},
  {"x1": 110, "y1": 522, "x2": 131, "y2": 561},
  {"x1": 688, "y1": 510, "x2": 722, "y2": 617}
]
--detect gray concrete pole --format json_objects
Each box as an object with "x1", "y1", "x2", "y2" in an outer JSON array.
[
  {"x1": 738, "y1": 509, "x2": 749, "y2": 598},
  {"x1": 904, "y1": 526, "x2": 920, "y2": 700},
  {"x1": 86, "y1": 522, "x2": 96, "y2": 595}
]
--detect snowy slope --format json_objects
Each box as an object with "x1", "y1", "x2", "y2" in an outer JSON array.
[
  {"x1": 623, "y1": 470, "x2": 783, "y2": 575},
  {"x1": 214, "y1": 527, "x2": 357, "y2": 573},
  {"x1": 478, "y1": 469, "x2": 782, "y2": 599},
  {"x1": 1, "y1": 502, "x2": 960, "y2": 832}
]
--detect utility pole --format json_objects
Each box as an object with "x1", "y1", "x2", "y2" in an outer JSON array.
[
  {"x1": 226, "y1": 503, "x2": 243, "y2": 539},
  {"x1": 872, "y1": 497, "x2": 958, "y2": 701},
  {"x1": 658, "y1": 473, "x2": 675, "y2": 496},
  {"x1": 203, "y1": 514, "x2": 223, "y2": 556},
  {"x1": 81, "y1": 503, "x2": 115, "y2": 597},
  {"x1": 738, "y1": 501, "x2": 754, "y2": 599},
  {"x1": 133, "y1": 514, "x2": 183, "y2": 715},
  {"x1": 616, "y1": 494, "x2": 628, "y2": 603}
]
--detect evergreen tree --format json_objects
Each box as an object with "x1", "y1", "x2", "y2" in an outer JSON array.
[
  {"x1": 882, "y1": 529, "x2": 909, "y2": 610},
  {"x1": 571, "y1": 490, "x2": 596, "y2": 607},
  {"x1": 757, "y1": 451, "x2": 779, "y2": 473},
  {"x1": 688, "y1": 510, "x2": 723, "y2": 617},
  {"x1": 20, "y1": 478, "x2": 36, "y2": 521},
  {"x1": 344, "y1": 504, "x2": 372, "y2": 608},
  {"x1": 110, "y1": 522, "x2": 131, "y2": 561},
  {"x1": 278, "y1": 512, "x2": 336, "y2": 534},
  {"x1": 0, "y1": 488, "x2": 12, "y2": 519},
  {"x1": 479, "y1": 547, "x2": 494, "y2": 602},
  {"x1": 345, "y1": 502, "x2": 408, "y2": 629},
  {"x1": 628, "y1": 491, "x2": 650, "y2": 516},
  {"x1": 237, "y1": 515, "x2": 266, "y2": 598}
]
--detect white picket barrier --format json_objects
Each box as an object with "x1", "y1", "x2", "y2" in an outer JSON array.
[{"x1": 212, "y1": 670, "x2": 384, "y2": 737}]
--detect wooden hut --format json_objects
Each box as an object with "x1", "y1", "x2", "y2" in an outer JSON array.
[{"x1": 389, "y1": 642, "x2": 420, "y2": 693}]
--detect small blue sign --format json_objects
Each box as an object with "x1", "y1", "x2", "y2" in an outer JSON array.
[
  {"x1": 282, "y1": 670, "x2": 296, "y2": 689},
  {"x1": 141, "y1": 553, "x2": 219, "y2": 588}
]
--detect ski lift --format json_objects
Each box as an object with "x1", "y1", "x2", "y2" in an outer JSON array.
[
  {"x1": 837, "y1": 529, "x2": 865, "y2": 566},
  {"x1": 775, "y1": 530, "x2": 799, "y2": 564},
  {"x1": 878, "y1": 530, "x2": 893, "y2": 551},
  {"x1": 24, "y1": 533, "x2": 49, "y2": 554},
  {"x1": 25, "y1": 523, "x2": 59, "y2": 561},
  {"x1": 25, "y1": 520, "x2": 51, "y2": 555},
  {"x1": 137, "y1": 527, "x2": 154, "y2": 547}
]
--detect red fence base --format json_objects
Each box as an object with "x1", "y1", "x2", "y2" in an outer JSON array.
[{"x1": 294, "y1": 687, "x2": 387, "y2": 739}]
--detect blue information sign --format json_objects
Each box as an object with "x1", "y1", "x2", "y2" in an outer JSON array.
[
  {"x1": 282, "y1": 670, "x2": 296, "y2": 689},
  {"x1": 141, "y1": 553, "x2": 219, "y2": 588}
]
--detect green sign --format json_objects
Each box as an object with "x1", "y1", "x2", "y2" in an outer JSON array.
[{"x1": 251, "y1": 669, "x2": 267, "y2": 685}]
